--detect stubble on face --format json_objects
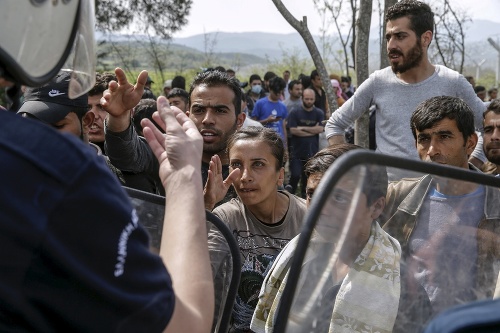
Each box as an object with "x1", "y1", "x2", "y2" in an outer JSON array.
[{"x1": 389, "y1": 37, "x2": 424, "y2": 74}]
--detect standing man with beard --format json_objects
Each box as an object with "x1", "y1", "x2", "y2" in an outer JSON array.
[
  {"x1": 325, "y1": 0, "x2": 485, "y2": 179},
  {"x1": 287, "y1": 89, "x2": 325, "y2": 197}
]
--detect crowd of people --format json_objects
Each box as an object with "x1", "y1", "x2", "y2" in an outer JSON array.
[{"x1": 2, "y1": 0, "x2": 500, "y2": 332}]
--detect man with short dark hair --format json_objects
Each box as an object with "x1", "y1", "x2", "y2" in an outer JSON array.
[
  {"x1": 475, "y1": 85, "x2": 487, "y2": 101},
  {"x1": 252, "y1": 76, "x2": 288, "y2": 144},
  {"x1": 325, "y1": 0, "x2": 486, "y2": 180},
  {"x1": 382, "y1": 95, "x2": 500, "y2": 316},
  {"x1": 283, "y1": 70, "x2": 291, "y2": 100},
  {"x1": 309, "y1": 69, "x2": 328, "y2": 118},
  {"x1": 87, "y1": 72, "x2": 116, "y2": 151},
  {"x1": 283, "y1": 80, "x2": 303, "y2": 112},
  {"x1": 226, "y1": 68, "x2": 236, "y2": 78},
  {"x1": 186, "y1": 70, "x2": 246, "y2": 209},
  {"x1": 488, "y1": 87, "x2": 498, "y2": 101},
  {"x1": 166, "y1": 87, "x2": 189, "y2": 112},
  {"x1": 482, "y1": 99, "x2": 500, "y2": 175}
]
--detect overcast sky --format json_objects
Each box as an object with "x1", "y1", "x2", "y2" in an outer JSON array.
[{"x1": 173, "y1": 0, "x2": 500, "y2": 38}]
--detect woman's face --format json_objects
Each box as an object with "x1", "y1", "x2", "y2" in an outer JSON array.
[{"x1": 229, "y1": 139, "x2": 284, "y2": 208}]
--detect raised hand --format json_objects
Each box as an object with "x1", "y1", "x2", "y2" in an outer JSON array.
[
  {"x1": 101, "y1": 67, "x2": 148, "y2": 118},
  {"x1": 203, "y1": 154, "x2": 241, "y2": 210},
  {"x1": 142, "y1": 97, "x2": 202, "y2": 189}
]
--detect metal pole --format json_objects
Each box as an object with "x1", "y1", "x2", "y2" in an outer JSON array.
[{"x1": 487, "y1": 38, "x2": 500, "y2": 88}]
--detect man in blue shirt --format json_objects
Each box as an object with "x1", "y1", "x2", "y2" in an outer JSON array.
[{"x1": 252, "y1": 76, "x2": 288, "y2": 146}]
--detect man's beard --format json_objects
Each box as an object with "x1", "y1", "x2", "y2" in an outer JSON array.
[
  {"x1": 303, "y1": 101, "x2": 314, "y2": 109},
  {"x1": 202, "y1": 122, "x2": 238, "y2": 156},
  {"x1": 389, "y1": 39, "x2": 423, "y2": 74},
  {"x1": 485, "y1": 142, "x2": 500, "y2": 164}
]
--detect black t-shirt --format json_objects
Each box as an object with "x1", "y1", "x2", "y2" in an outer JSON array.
[
  {"x1": 0, "y1": 112, "x2": 173, "y2": 332},
  {"x1": 288, "y1": 106, "x2": 325, "y2": 159},
  {"x1": 308, "y1": 85, "x2": 327, "y2": 115}
]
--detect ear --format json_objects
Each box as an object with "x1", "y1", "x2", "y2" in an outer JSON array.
[
  {"x1": 370, "y1": 196, "x2": 386, "y2": 220},
  {"x1": 421, "y1": 30, "x2": 433, "y2": 48},
  {"x1": 237, "y1": 112, "x2": 246, "y2": 129},
  {"x1": 82, "y1": 111, "x2": 95, "y2": 133},
  {"x1": 466, "y1": 132, "x2": 479, "y2": 156},
  {"x1": 277, "y1": 167, "x2": 285, "y2": 187}
]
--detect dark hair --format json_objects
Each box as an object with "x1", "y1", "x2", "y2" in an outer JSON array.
[
  {"x1": 299, "y1": 74, "x2": 311, "y2": 89},
  {"x1": 474, "y1": 85, "x2": 486, "y2": 94},
  {"x1": 288, "y1": 80, "x2": 302, "y2": 91},
  {"x1": 386, "y1": 0, "x2": 434, "y2": 39},
  {"x1": 88, "y1": 72, "x2": 116, "y2": 96},
  {"x1": 268, "y1": 76, "x2": 286, "y2": 95},
  {"x1": 263, "y1": 71, "x2": 276, "y2": 82},
  {"x1": 410, "y1": 96, "x2": 475, "y2": 142},
  {"x1": 172, "y1": 75, "x2": 186, "y2": 90},
  {"x1": 304, "y1": 143, "x2": 388, "y2": 205},
  {"x1": 214, "y1": 66, "x2": 226, "y2": 72},
  {"x1": 167, "y1": 88, "x2": 189, "y2": 104},
  {"x1": 132, "y1": 98, "x2": 162, "y2": 136},
  {"x1": 484, "y1": 99, "x2": 500, "y2": 118},
  {"x1": 227, "y1": 127, "x2": 285, "y2": 171},
  {"x1": 488, "y1": 87, "x2": 498, "y2": 95},
  {"x1": 249, "y1": 74, "x2": 262, "y2": 84},
  {"x1": 189, "y1": 70, "x2": 242, "y2": 116},
  {"x1": 310, "y1": 69, "x2": 320, "y2": 80},
  {"x1": 226, "y1": 69, "x2": 235, "y2": 74}
]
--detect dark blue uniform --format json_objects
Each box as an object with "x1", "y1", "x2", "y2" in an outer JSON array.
[{"x1": 0, "y1": 111, "x2": 174, "y2": 332}]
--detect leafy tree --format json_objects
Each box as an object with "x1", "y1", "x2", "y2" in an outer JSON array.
[{"x1": 95, "y1": 0, "x2": 192, "y2": 39}]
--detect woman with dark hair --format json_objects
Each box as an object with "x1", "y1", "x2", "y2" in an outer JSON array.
[{"x1": 207, "y1": 126, "x2": 307, "y2": 332}]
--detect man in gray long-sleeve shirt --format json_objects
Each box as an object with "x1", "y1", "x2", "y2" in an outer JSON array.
[{"x1": 325, "y1": 0, "x2": 485, "y2": 179}]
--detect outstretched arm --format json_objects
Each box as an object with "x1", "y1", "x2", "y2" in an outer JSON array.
[{"x1": 142, "y1": 97, "x2": 214, "y2": 333}]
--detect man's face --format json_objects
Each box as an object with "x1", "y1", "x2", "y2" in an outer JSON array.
[
  {"x1": 483, "y1": 111, "x2": 500, "y2": 165},
  {"x1": 163, "y1": 87, "x2": 171, "y2": 96},
  {"x1": 51, "y1": 111, "x2": 93, "y2": 143},
  {"x1": 313, "y1": 173, "x2": 377, "y2": 246},
  {"x1": 250, "y1": 79, "x2": 262, "y2": 87},
  {"x1": 311, "y1": 76, "x2": 322, "y2": 89},
  {"x1": 302, "y1": 90, "x2": 316, "y2": 109},
  {"x1": 476, "y1": 90, "x2": 487, "y2": 102},
  {"x1": 188, "y1": 85, "x2": 243, "y2": 160},
  {"x1": 386, "y1": 17, "x2": 424, "y2": 74},
  {"x1": 168, "y1": 96, "x2": 187, "y2": 112},
  {"x1": 290, "y1": 83, "x2": 303, "y2": 99},
  {"x1": 489, "y1": 90, "x2": 498, "y2": 100},
  {"x1": 283, "y1": 71, "x2": 290, "y2": 82},
  {"x1": 415, "y1": 118, "x2": 476, "y2": 169},
  {"x1": 341, "y1": 81, "x2": 349, "y2": 92},
  {"x1": 88, "y1": 94, "x2": 107, "y2": 143}
]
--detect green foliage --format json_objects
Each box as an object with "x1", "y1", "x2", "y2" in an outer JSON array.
[
  {"x1": 264, "y1": 46, "x2": 315, "y2": 79},
  {"x1": 96, "y1": 0, "x2": 192, "y2": 39}
]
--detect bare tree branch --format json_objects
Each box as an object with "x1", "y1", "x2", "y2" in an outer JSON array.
[{"x1": 272, "y1": 0, "x2": 338, "y2": 114}]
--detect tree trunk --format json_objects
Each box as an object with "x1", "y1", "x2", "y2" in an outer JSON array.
[
  {"x1": 272, "y1": 0, "x2": 338, "y2": 116},
  {"x1": 380, "y1": 0, "x2": 397, "y2": 68},
  {"x1": 354, "y1": 0, "x2": 373, "y2": 148}
]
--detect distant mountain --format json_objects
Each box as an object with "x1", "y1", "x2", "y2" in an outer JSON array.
[
  {"x1": 96, "y1": 19, "x2": 500, "y2": 74},
  {"x1": 171, "y1": 19, "x2": 500, "y2": 67}
]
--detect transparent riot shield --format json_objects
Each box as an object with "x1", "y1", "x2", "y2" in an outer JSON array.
[
  {"x1": 265, "y1": 150, "x2": 500, "y2": 333},
  {"x1": 124, "y1": 187, "x2": 241, "y2": 333}
]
